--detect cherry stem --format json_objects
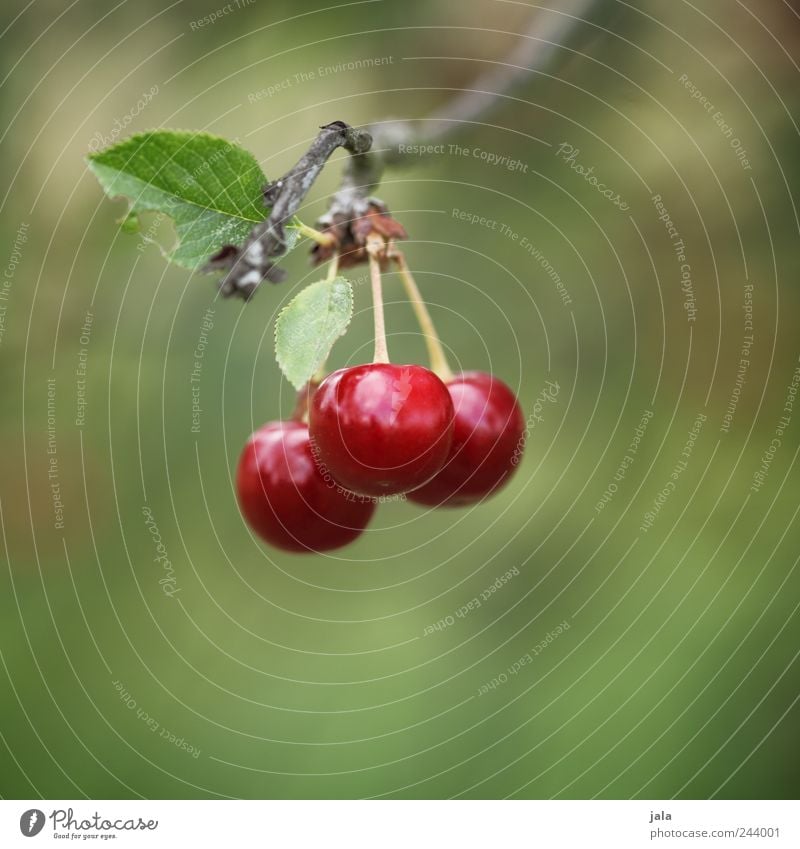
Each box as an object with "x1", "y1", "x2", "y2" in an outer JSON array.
[
  {"x1": 296, "y1": 221, "x2": 336, "y2": 247},
  {"x1": 391, "y1": 249, "x2": 454, "y2": 383},
  {"x1": 367, "y1": 237, "x2": 390, "y2": 364}
]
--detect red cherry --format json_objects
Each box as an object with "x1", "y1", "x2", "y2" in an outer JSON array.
[
  {"x1": 236, "y1": 421, "x2": 375, "y2": 553},
  {"x1": 309, "y1": 363, "x2": 455, "y2": 496},
  {"x1": 409, "y1": 372, "x2": 525, "y2": 507}
]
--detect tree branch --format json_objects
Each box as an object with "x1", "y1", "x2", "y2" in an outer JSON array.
[
  {"x1": 317, "y1": 0, "x2": 602, "y2": 230},
  {"x1": 205, "y1": 120, "x2": 372, "y2": 299},
  {"x1": 207, "y1": 0, "x2": 603, "y2": 296}
]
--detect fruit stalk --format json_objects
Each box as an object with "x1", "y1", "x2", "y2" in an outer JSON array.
[
  {"x1": 391, "y1": 249, "x2": 454, "y2": 383},
  {"x1": 296, "y1": 221, "x2": 336, "y2": 248},
  {"x1": 367, "y1": 236, "x2": 390, "y2": 364}
]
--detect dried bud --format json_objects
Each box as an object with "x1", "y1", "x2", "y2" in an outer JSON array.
[{"x1": 311, "y1": 202, "x2": 407, "y2": 269}]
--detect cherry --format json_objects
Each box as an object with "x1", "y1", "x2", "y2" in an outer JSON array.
[
  {"x1": 236, "y1": 421, "x2": 375, "y2": 553},
  {"x1": 309, "y1": 363, "x2": 455, "y2": 496},
  {"x1": 409, "y1": 372, "x2": 525, "y2": 507}
]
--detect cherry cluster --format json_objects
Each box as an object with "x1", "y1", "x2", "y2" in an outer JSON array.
[{"x1": 236, "y1": 238, "x2": 526, "y2": 553}]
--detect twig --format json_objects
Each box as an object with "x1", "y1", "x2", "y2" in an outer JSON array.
[
  {"x1": 319, "y1": 0, "x2": 601, "y2": 227},
  {"x1": 422, "y1": 0, "x2": 601, "y2": 144},
  {"x1": 205, "y1": 120, "x2": 372, "y2": 299},
  {"x1": 208, "y1": 1, "x2": 601, "y2": 299}
]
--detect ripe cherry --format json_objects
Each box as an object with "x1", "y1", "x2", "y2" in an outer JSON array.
[
  {"x1": 309, "y1": 363, "x2": 455, "y2": 496},
  {"x1": 409, "y1": 372, "x2": 525, "y2": 507},
  {"x1": 236, "y1": 421, "x2": 375, "y2": 553}
]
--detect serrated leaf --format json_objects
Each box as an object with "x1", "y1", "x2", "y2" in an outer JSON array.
[
  {"x1": 275, "y1": 277, "x2": 353, "y2": 389},
  {"x1": 87, "y1": 131, "x2": 272, "y2": 269}
]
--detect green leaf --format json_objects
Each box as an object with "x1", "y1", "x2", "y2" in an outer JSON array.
[
  {"x1": 87, "y1": 130, "x2": 271, "y2": 269},
  {"x1": 275, "y1": 277, "x2": 353, "y2": 389}
]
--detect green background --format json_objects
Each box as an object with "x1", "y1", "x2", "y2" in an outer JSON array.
[{"x1": 1, "y1": 0, "x2": 798, "y2": 799}]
